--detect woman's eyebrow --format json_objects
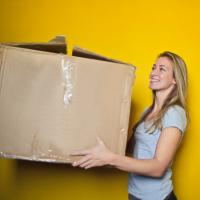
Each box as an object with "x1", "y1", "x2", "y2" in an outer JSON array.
[
  {"x1": 159, "y1": 64, "x2": 168, "y2": 69},
  {"x1": 154, "y1": 64, "x2": 168, "y2": 68}
]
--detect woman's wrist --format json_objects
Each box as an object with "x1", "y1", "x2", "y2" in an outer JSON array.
[{"x1": 106, "y1": 152, "x2": 118, "y2": 167}]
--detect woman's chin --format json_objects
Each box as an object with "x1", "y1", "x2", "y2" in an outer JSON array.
[
  {"x1": 149, "y1": 82, "x2": 163, "y2": 90},
  {"x1": 149, "y1": 85, "x2": 161, "y2": 91},
  {"x1": 149, "y1": 84, "x2": 156, "y2": 90}
]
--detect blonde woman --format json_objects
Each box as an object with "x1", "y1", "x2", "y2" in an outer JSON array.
[{"x1": 71, "y1": 51, "x2": 188, "y2": 200}]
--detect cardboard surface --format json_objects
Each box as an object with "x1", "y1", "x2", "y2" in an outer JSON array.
[
  {"x1": 0, "y1": 35, "x2": 67, "y2": 54},
  {"x1": 0, "y1": 42, "x2": 135, "y2": 163}
]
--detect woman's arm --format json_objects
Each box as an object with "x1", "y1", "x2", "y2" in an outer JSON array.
[{"x1": 71, "y1": 127, "x2": 183, "y2": 178}]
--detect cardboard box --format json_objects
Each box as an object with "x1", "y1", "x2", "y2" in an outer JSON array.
[
  {"x1": 0, "y1": 35, "x2": 67, "y2": 54},
  {"x1": 0, "y1": 37, "x2": 135, "y2": 163}
]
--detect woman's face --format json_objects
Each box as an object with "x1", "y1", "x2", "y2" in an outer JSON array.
[{"x1": 149, "y1": 56, "x2": 176, "y2": 91}]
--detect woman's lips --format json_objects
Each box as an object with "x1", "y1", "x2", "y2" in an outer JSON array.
[{"x1": 150, "y1": 79, "x2": 160, "y2": 82}]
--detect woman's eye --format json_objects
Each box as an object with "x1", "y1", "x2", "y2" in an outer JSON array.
[{"x1": 160, "y1": 68, "x2": 165, "y2": 71}]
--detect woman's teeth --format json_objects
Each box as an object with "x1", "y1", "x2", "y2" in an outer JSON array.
[{"x1": 151, "y1": 79, "x2": 160, "y2": 82}]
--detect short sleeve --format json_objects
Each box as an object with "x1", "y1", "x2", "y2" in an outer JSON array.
[{"x1": 162, "y1": 105, "x2": 187, "y2": 134}]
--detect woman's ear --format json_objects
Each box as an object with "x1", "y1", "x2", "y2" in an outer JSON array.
[{"x1": 172, "y1": 78, "x2": 176, "y2": 85}]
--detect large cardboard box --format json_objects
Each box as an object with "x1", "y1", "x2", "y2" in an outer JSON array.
[{"x1": 0, "y1": 38, "x2": 135, "y2": 163}]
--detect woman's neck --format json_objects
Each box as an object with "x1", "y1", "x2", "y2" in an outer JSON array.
[{"x1": 153, "y1": 85, "x2": 175, "y2": 112}]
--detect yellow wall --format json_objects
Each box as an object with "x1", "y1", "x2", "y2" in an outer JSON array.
[{"x1": 0, "y1": 0, "x2": 199, "y2": 199}]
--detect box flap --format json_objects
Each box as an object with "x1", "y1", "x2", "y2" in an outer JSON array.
[
  {"x1": 48, "y1": 35, "x2": 66, "y2": 44},
  {"x1": 72, "y1": 46, "x2": 135, "y2": 68},
  {"x1": 0, "y1": 35, "x2": 67, "y2": 54}
]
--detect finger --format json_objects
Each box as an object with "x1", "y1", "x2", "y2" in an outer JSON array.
[
  {"x1": 72, "y1": 155, "x2": 92, "y2": 167},
  {"x1": 80, "y1": 160, "x2": 93, "y2": 168},
  {"x1": 80, "y1": 160, "x2": 96, "y2": 169},
  {"x1": 84, "y1": 165, "x2": 93, "y2": 169},
  {"x1": 84, "y1": 162, "x2": 98, "y2": 169}
]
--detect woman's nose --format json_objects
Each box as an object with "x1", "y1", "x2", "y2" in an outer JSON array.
[{"x1": 151, "y1": 68, "x2": 159, "y2": 76}]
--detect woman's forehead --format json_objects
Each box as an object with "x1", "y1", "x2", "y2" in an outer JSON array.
[{"x1": 154, "y1": 57, "x2": 173, "y2": 69}]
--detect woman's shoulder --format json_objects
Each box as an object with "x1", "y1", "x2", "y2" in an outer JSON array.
[
  {"x1": 165, "y1": 105, "x2": 186, "y2": 117},
  {"x1": 162, "y1": 104, "x2": 187, "y2": 133}
]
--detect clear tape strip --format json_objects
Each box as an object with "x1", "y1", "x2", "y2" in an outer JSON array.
[{"x1": 61, "y1": 57, "x2": 74, "y2": 105}]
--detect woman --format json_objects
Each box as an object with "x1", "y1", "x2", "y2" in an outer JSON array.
[{"x1": 71, "y1": 51, "x2": 188, "y2": 200}]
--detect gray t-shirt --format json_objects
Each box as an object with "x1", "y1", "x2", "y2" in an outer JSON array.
[{"x1": 128, "y1": 105, "x2": 187, "y2": 200}]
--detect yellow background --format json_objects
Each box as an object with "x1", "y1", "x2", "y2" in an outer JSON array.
[{"x1": 0, "y1": 0, "x2": 199, "y2": 199}]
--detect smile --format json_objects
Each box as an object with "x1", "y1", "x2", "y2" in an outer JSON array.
[{"x1": 150, "y1": 79, "x2": 160, "y2": 82}]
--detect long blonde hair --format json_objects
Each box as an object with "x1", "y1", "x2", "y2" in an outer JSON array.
[{"x1": 135, "y1": 51, "x2": 188, "y2": 134}]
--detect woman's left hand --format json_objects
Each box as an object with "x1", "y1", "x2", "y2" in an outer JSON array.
[{"x1": 70, "y1": 136, "x2": 115, "y2": 169}]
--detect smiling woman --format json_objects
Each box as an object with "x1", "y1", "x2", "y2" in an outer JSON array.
[
  {"x1": 71, "y1": 51, "x2": 188, "y2": 200},
  {"x1": 150, "y1": 57, "x2": 176, "y2": 92}
]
